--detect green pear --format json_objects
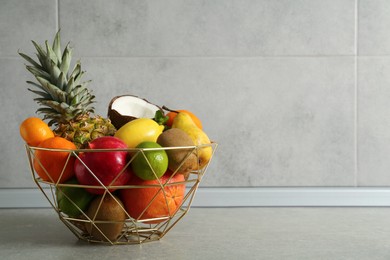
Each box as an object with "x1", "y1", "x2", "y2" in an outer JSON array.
[{"x1": 172, "y1": 112, "x2": 212, "y2": 169}]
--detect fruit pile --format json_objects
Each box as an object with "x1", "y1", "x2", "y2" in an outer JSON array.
[{"x1": 19, "y1": 32, "x2": 216, "y2": 244}]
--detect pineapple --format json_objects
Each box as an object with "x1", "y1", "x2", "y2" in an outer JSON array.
[{"x1": 19, "y1": 31, "x2": 116, "y2": 148}]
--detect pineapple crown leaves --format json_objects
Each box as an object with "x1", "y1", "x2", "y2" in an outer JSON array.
[{"x1": 18, "y1": 30, "x2": 95, "y2": 126}]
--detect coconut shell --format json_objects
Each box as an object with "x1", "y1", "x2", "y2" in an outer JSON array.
[
  {"x1": 107, "y1": 95, "x2": 162, "y2": 130},
  {"x1": 108, "y1": 109, "x2": 136, "y2": 130}
]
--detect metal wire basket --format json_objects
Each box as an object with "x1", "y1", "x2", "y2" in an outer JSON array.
[{"x1": 25, "y1": 142, "x2": 217, "y2": 245}]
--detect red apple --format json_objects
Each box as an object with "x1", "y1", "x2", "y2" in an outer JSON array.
[
  {"x1": 74, "y1": 136, "x2": 131, "y2": 194},
  {"x1": 120, "y1": 171, "x2": 185, "y2": 224}
]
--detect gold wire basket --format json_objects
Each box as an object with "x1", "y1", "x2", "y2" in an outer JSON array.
[{"x1": 25, "y1": 142, "x2": 217, "y2": 245}]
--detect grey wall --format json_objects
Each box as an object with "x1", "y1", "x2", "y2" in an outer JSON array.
[{"x1": 0, "y1": 0, "x2": 389, "y2": 188}]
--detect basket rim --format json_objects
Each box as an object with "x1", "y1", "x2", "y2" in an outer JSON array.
[{"x1": 26, "y1": 141, "x2": 217, "y2": 152}]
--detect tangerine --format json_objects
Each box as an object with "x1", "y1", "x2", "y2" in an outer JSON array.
[
  {"x1": 166, "y1": 110, "x2": 202, "y2": 129},
  {"x1": 33, "y1": 137, "x2": 76, "y2": 183},
  {"x1": 19, "y1": 117, "x2": 54, "y2": 147}
]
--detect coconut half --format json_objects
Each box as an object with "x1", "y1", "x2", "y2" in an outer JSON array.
[{"x1": 108, "y1": 95, "x2": 161, "y2": 130}]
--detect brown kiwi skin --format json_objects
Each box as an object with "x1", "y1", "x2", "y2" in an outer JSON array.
[
  {"x1": 85, "y1": 194, "x2": 126, "y2": 242},
  {"x1": 157, "y1": 128, "x2": 198, "y2": 178}
]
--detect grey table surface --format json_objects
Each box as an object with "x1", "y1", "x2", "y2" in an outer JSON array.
[{"x1": 1, "y1": 207, "x2": 390, "y2": 260}]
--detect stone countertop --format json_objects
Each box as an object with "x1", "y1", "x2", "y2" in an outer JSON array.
[{"x1": 2, "y1": 207, "x2": 390, "y2": 260}]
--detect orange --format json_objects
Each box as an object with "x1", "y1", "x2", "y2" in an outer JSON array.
[
  {"x1": 20, "y1": 117, "x2": 54, "y2": 147},
  {"x1": 120, "y1": 172, "x2": 185, "y2": 224},
  {"x1": 166, "y1": 110, "x2": 203, "y2": 129},
  {"x1": 33, "y1": 137, "x2": 76, "y2": 184}
]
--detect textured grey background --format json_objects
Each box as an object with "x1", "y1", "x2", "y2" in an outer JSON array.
[{"x1": 0, "y1": 0, "x2": 389, "y2": 187}]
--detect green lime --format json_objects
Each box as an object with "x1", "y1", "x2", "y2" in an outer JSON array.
[
  {"x1": 131, "y1": 141, "x2": 168, "y2": 180},
  {"x1": 56, "y1": 178, "x2": 95, "y2": 217}
]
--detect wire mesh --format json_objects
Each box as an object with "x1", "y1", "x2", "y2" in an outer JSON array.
[{"x1": 25, "y1": 142, "x2": 217, "y2": 245}]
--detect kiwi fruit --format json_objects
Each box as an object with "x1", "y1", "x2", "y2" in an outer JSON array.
[
  {"x1": 85, "y1": 194, "x2": 126, "y2": 242},
  {"x1": 157, "y1": 128, "x2": 198, "y2": 178}
]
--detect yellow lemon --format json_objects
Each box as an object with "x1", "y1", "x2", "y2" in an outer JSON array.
[{"x1": 114, "y1": 118, "x2": 164, "y2": 148}]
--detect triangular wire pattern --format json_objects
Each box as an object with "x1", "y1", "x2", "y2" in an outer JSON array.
[{"x1": 25, "y1": 143, "x2": 217, "y2": 245}]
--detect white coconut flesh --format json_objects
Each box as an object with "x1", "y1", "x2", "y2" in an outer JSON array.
[{"x1": 110, "y1": 96, "x2": 159, "y2": 118}]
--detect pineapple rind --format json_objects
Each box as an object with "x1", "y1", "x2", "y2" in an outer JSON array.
[{"x1": 55, "y1": 115, "x2": 116, "y2": 148}]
